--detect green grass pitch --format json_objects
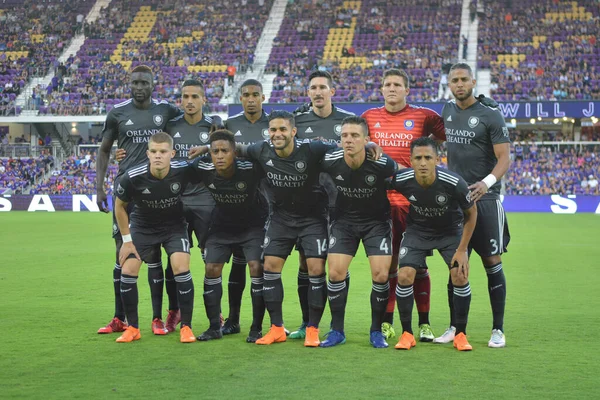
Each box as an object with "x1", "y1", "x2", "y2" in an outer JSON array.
[{"x1": 1, "y1": 212, "x2": 599, "y2": 399}]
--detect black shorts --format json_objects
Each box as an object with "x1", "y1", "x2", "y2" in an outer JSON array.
[
  {"x1": 328, "y1": 219, "x2": 393, "y2": 257},
  {"x1": 183, "y1": 203, "x2": 213, "y2": 249},
  {"x1": 470, "y1": 198, "x2": 510, "y2": 257},
  {"x1": 263, "y1": 213, "x2": 328, "y2": 259},
  {"x1": 130, "y1": 224, "x2": 191, "y2": 263},
  {"x1": 204, "y1": 225, "x2": 264, "y2": 264},
  {"x1": 398, "y1": 230, "x2": 461, "y2": 270}
]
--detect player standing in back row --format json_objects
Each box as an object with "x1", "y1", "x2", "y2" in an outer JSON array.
[
  {"x1": 221, "y1": 79, "x2": 271, "y2": 336},
  {"x1": 362, "y1": 68, "x2": 446, "y2": 342},
  {"x1": 288, "y1": 70, "x2": 355, "y2": 340},
  {"x1": 96, "y1": 65, "x2": 182, "y2": 335},
  {"x1": 439, "y1": 63, "x2": 511, "y2": 348}
]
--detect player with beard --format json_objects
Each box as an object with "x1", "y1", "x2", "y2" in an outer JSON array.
[
  {"x1": 288, "y1": 70, "x2": 355, "y2": 340},
  {"x1": 439, "y1": 63, "x2": 511, "y2": 348},
  {"x1": 96, "y1": 65, "x2": 182, "y2": 336}
]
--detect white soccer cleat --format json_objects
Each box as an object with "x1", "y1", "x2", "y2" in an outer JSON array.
[
  {"x1": 488, "y1": 329, "x2": 506, "y2": 348},
  {"x1": 433, "y1": 326, "x2": 456, "y2": 343}
]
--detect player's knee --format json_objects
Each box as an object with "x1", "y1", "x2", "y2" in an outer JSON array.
[
  {"x1": 450, "y1": 270, "x2": 468, "y2": 286},
  {"x1": 247, "y1": 261, "x2": 262, "y2": 277},
  {"x1": 122, "y1": 258, "x2": 141, "y2": 275},
  {"x1": 372, "y1": 268, "x2": 389, "y2": 284},
  {"x1": 482, "y1": 255, "x2": 502, "y2": 266},
  {"x1": 327, "y1": 266, "x2": 347, "y2": 282},
  {"x1": 306, "y1": 259, "x2": 326, "y2": 276},
  {"x1": 398, "y1": 266, "x2": 416, "y2": 286},
  {"x1": 205, "y1": 263, "x2": 222, "y2": 278}
]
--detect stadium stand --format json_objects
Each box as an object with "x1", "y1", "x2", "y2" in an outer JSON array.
[
  {"x1": 477, "y1": 0, "x2": 600, "y2": 100},
  {"x1": 267, "y1": 0, "x2": 462, "y2": 103},
  {"x1": 0, "y1": 152, "x2": 54, "y2": 194},
  {"x1": 0, "y1": 0, "x2": 93, "y2": 115},
  {"x1": 30, "y1": 149, "x2": 117, "y2": 195},
  {"x1": 31, "y1": 0, "x2": 273, "y2": 116}
]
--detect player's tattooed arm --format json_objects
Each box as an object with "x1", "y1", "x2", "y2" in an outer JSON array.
[
  {"x1": 115, "y1": 197, "x2": 140, "y2": 264},
  {"x1": 96, "y1": 135, "x2": 114, "y2": 212},
  {"x1": 451, "y1": 204, "x2": 477, "y2": 279}
]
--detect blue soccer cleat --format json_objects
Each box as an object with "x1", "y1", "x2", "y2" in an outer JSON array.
[
  {"x1": 320, "y1": 330, "x2": 346, "y2": 347},
  {"x1": 370, "y1": 331, "x2": 389, "y2": 348}
]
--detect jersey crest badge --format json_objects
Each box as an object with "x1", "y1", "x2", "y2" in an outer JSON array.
[
  {"x1": 262, "y1": 129, "x2": 270, "y2": 139},
  {"x1": 334, "y1": 124, "x2": 342, "y2": 136},
  {"x1": 236, "y1": 181, "x2": 247, "y2": 191},
  {"x1": 199, "y1": 132, "x2": 210, "y2": 143},
  {"x1": 436, "y1": 193, "x2": 448, "y2": 206},
  {"x1": 365, "y1": 174, "x2": 377, "y2": 186},
  {"x1": 153, "y1": 115, "x2": 163, "y2": 126},
  {"x1": 295, "y1": 161, "x2": 307, "y2": 172},
  {"x1": 404, "y1": 120, "x2": 414, "y2": 130},
  {"x1": 170, "y1": 183, "x2": 181, "y2": 194},
  {"x1": 399, "y1": 247, "x2": 408, "y2": 258},
  {"x1": 468, "y1": 116, "x2": 480, "y2": 128}
]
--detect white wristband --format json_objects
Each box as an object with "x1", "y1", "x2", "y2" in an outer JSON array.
[
  {"x1": 122, "y1": 234, "x2": 132, "y2": 243},
  {"x1": 482, "y1": 174, "x2": 497, "y2": 189}
]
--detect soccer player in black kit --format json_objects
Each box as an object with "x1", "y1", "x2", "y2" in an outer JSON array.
[
  {"x1": 221, "y1": 79, "x2": 270, "y2": 335},
  {"x1": 319, "y1": 116, "x2": 397, "y2": 349},
  {"x1": 163, "y1": 79, "x2": 218, "y2": 333},
  {"x1": 96, "y1": 65, "x2": 181, "y2": 335},
  {"x1": 190, "y1": 130, "x2": 267, "y2": 343},
  {"x1": 188, "y1": 111, "x2": 382, "y2": 347},
  {"x1": 289, "y1": 70, "x2": 355, "y2": 340},
  {"x1": 113, "y1": 132, "x2": 196, "y2": 343},
  {"x1": 388, "y1": 137, "x2": 477, "y2": 351},
  {"x1": 441, "y1": 63, "x2": 511, "y2": 348}
]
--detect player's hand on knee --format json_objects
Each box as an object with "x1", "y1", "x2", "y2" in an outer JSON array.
[
  {"x1": 96, "y1": 189, "x2": 109, "y2": 213},
  {"x1": 119, "y1": 242, "x2": 140, "y2": 265},
  {"x1": 115, "y1": 148, "x2": 126, "y2": 162},
  {"x1": 468, "y1": 181, "x2": 488, "y2": 202},
  {"x1": 451, "y1": 250, "x2": 469, "y2": 281}
]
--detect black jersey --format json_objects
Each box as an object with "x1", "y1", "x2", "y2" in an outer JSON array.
[
  {"x1": 321, "y1": 149, "x2": 397, "y2": 222},
  {"x1": 190, "y1": 157, "x2": 267, "y2": 230},
  {"x1": 165, "y1": 113, "x2": 215, "y2": 206},
  {"x1": 442, "y1": 100, "x2": 510, "y2": 197},
  {"x1": 115, "y1": 160, "x2": 192, "y2": 230},
  {"x1": 246, "y1": 139, "x2": 338, "y2": 218},
  {"x1": 225, "y1": 110, "x2": 270, "y2": 145},
  {"x1": 102, "y1": 98, "x2": 182, "y2": 178},
  {"x1": 295, "y1": 105, "x2": 355, "y2": 143},
  {"x1": 388, "y1": 167, "x2": 474, "y2": 235}
]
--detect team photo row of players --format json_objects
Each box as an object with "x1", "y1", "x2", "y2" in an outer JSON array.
[{"x1": 96, "y1": 63, "x2": 510, "y2": 351}]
